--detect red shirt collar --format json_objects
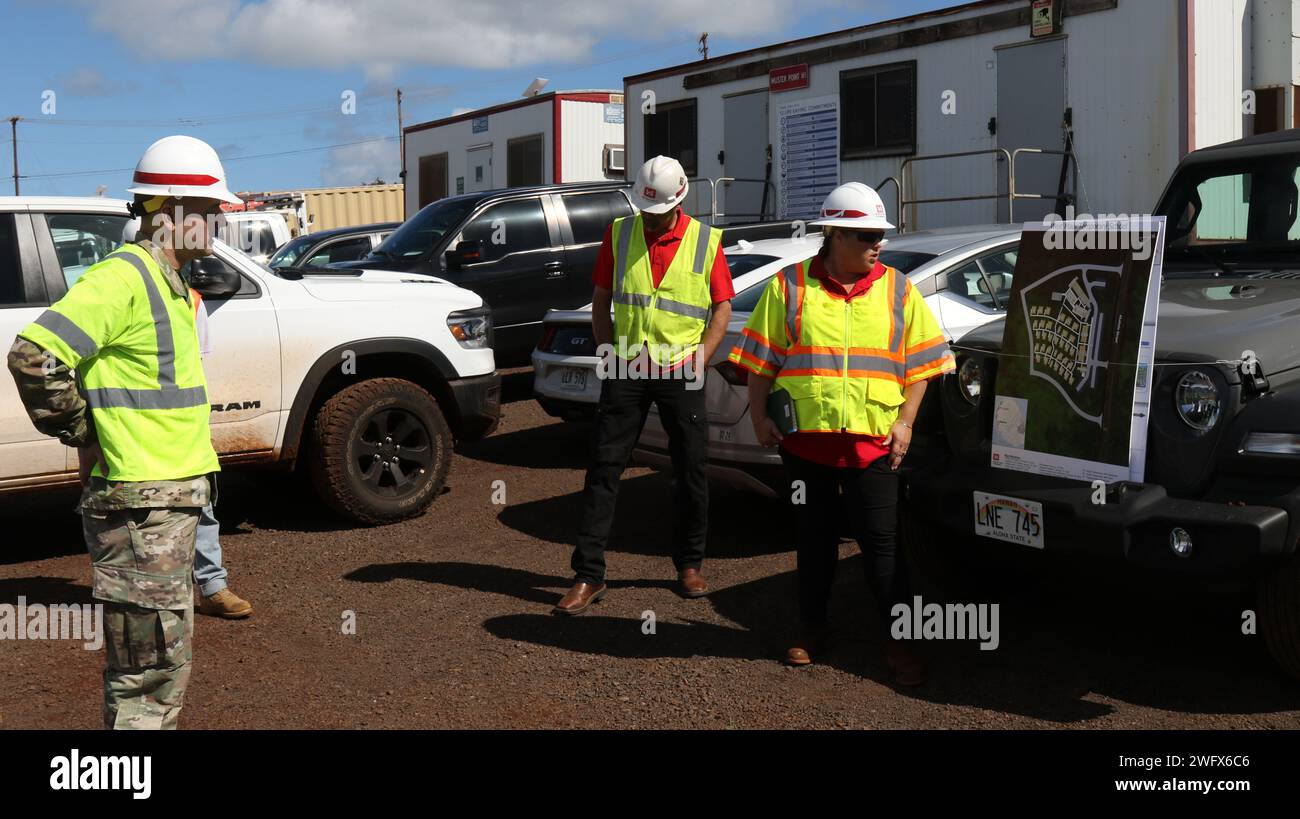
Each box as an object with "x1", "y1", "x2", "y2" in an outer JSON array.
[{"x1": 808, "y1": 255, "x2": 887, "y2": 300}]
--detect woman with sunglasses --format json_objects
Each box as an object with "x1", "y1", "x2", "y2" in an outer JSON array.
[{"x1": 728, "y1": 182, "x2": 955, "y2": 685}]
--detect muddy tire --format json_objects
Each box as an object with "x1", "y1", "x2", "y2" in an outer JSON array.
[
  {"x1": 306, "y1": 378, "x2": 452, "y2": 525},
  {"x1": 1258, "y1": 556, "x2": 1300, "y2": 681}
]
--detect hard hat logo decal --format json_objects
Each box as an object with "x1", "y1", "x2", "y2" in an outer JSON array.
[{"x1": 643, "y1": 186, "x2": 657, "y2": 199}]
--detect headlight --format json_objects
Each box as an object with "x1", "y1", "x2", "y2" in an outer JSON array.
[
  {"x1": 957, "y1": 357, "x2": 983, "y2": 406},
  {"x1": 447, "y1": 306, "x2": 492, "y2": 349},
  {"x1": 1175, "y1": 370, "x2": 1220, "y2": 431}
]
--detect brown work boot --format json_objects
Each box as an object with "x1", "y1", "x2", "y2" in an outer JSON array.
[
  {"x1": 553, "y1": 581, "x2": 606, "y2": 615},
  {"x1": 884, "y1": 640, "x2": 925, "y2": 687},
  {"x1": 678, "y1": 567, "x2": 708, "y2": 598},
  {"x1": 197, "y1": 588, "x2": 253, "y2": 619},
  {"x1": 784, "y1": 626, "x2": 829, "y2": 667}
]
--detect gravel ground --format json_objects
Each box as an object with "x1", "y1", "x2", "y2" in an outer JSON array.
[{"x1": 1, "y1": 371, "x2": 1299, "y2": 729}]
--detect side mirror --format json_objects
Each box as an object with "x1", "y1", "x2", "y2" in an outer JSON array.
[
  {"x1": 444, "y1": 239, "x2": 483, "y2": 270},
  {"x1": 188, "y1": 256, "x2": 242, "y2": 299}
]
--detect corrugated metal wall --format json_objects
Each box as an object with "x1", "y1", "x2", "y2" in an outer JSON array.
[
  {"x1": 305, "y1": 184, "x2": 405, "y2": 231},
  {"x1": 559, "y1": 99, "x2": 623, "y2": 182}
]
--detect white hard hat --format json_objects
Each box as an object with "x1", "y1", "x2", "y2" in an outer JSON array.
[
  {"x1": 809, "y1": 182, "x2": 894, "y2": 230},
  {"x1": 126, "y1": 135, "x2": 242, "y2": 205},
  {"x1": 631, "y1": 155, "x2": 689, "y2": 214}
]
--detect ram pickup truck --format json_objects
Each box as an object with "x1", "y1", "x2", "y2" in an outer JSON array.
[
  {"x1": 0, "y1": 196, "x2": 500, "y2": 525},
  {"x1": 905, "y1": 128, "x2": 1300, "y2": 679}
]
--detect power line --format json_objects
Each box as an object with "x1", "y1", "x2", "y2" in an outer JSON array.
[{"x1": 22, "y1": 135, "x2": 399, "y2": 180}]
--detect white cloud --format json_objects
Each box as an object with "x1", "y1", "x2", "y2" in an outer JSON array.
[
  {"x1": 321, "y1": 137, "x2": 399, "y2": 187},
  {"x1": 70, "y1": 0, "x2": 854, "y2": 71}
]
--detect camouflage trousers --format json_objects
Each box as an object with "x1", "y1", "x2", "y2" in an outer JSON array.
[{"x1": 81, "y1": 506, "x2": 200, "y2": 730}]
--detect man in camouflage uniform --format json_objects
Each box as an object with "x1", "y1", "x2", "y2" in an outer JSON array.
[{"x1": 6, "y1": 135, "x2": 240, "y2": 729}]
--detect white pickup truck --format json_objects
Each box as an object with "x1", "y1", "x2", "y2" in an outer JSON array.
[{"x1": 0, "y1": 196, "x2": 500, "y2": 524}]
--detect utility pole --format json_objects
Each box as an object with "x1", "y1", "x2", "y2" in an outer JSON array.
[
  {"x1": 396, "y1": 88, "x2": 405, "y2": 219},
  {"x1": 8, "y1": 117, "x2": 19, "y2": 195},
  {"x1": 698, "y1": 33, "x2": 708, "y2": 61}
]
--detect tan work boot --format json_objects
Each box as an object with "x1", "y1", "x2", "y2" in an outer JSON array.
[{"x1": 197, "y1": 588, "x2": 253, "y2": 619}]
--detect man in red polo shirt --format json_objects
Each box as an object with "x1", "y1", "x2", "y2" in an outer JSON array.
[{"x1": 555, "y1": 156, "x2": 735, "y2": 614}]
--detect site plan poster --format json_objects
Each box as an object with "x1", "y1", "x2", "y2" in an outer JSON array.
[
  {"x1": 990, "y1": 217, "x2": 1166, "y2": 484},
  {"x1": 777, "y1": 94, "x2": 839, "y2": 221}
]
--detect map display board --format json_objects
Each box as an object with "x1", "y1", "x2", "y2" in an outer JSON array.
[
  {"x1": 776, "y1": 95, "x2": 839, "y2": 222},
  {"x1": 990, "y1": 217, "x2": 1166, "y2": 483}
]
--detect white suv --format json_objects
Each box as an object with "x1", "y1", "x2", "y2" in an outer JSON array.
[{"x1": 1, "y1": 197, "x2": 500, "y2": 524}]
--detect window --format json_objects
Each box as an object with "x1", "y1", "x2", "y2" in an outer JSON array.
[
  {"x1": 946, "y1": 247, "x2": 1016, "y2": 312},
  {"x1": 507, "y1": 134, "x2": 545, "y2": 187},
  {"x1": 46, "y1": 213, "x2": 129, "y2": 288},
  {"x1": 561, "y1": 191, "x2": 633, "y2": 246},
  {"x1": 841, "y1": 61, "x2": 916, "y2": 159},
  {"x1": 227, "y1": 219, "x2": 281, "y2": 259},
  {"x1": 378, "y1": 196, "x2": 476, "y2": 260},
  {"x1": 1254, "y1": 88, "x2": 1283, "y2": 135},
  {"x1": 644, "y1": 98, "x2": 698, "y2": 176},
  {"x1": 304, "y1": 236, "x2": 373, "y2": 267},
  {"x1": 460, "y1": 198, "x2": 551, "y2": 262},
  {"x1": 0, "y1": 214, "x2": 27, "y2": 306},
  {"x1": 418, "y1": 153, "x2": 448, "y2": 209}
]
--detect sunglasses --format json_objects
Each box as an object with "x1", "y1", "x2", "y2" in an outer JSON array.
[{"x1": 842, "y1": 230, "x2": 885, "y2": 245}]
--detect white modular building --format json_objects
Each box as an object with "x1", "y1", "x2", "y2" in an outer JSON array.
[
  {"x1": 623, "y1": 0, "x2": 1294, "y2": 230},
  {"x1": 402, "y1": 90, "x2": 626, "y2": 217}
]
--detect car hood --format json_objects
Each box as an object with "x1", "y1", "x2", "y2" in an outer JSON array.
[
  {"x1": 955, "y1": 276, "x2": 1300, "y2": 373},
  {"x1": 296, "y1": 268, "x2": 479, "y2": 307}
]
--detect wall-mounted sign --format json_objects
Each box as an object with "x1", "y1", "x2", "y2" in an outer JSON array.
[
  {"x1": 609, "y1": 93, "x2": 624, "y2": 105},
  {"x1": 456, "y1": 177, "x2": 465, "y2": 195},
  {"x1": 776, "y1": 94, "x2": 839, "y2": 221},
  {"x1": 604, "y1": 103, "x2": 624, "y2": 124},
  {"x1": 471, "y1": 116, "x2": 489, "y2": 134},
  {"x1": 769, "y1": 63, "x2": 810, "y2": 93},
  {"x1": 1030, "y1": 0, "x2": 1060, "y2": 37}
]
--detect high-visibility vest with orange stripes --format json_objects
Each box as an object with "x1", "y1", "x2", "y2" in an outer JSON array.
[
  {"x1": 610, "y1": 212, "x2": 722, "y2": 366},
  {"x1": 19, "y1": 244, "x2": 219, "y2": 482},
  {"x1": 729, "y1": 257, "x2": 954, "y2": 436}
]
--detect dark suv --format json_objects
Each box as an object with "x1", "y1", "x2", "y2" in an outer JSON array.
[
  {"x1": 906, "y1": 128, "x2": 1300, "y2": 679},
  {"x1": 332, "y1": 182, "x2": 634, "y2": 364}
]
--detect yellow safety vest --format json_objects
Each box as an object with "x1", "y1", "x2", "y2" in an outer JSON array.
[
  {"x1": 610, "y1": 212, "x2": 722, "y2": 366},
  {"x1": 20, "y1": 243, "x2": 219, "y2": 481},
  {"x1": 729, "y1": 257, "x2": 954, "y2": 436}
]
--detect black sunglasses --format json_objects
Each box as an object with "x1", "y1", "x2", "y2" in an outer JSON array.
[{"x1": 841, "y1": 230, "x2": 885, "y2": 245}]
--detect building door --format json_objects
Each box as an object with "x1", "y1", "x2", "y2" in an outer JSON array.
[
  {"x1": 996, "y1": 37, "x2": 1067, "y2": 223},
  {"x1": 418, "y1": 153, "x2": 448, "y2": 208},
  {"x1": 466, "y1": 144, "x2": 493, "y2": 193},
  {"x1": 722, "y1": 90, "x2": 770, "y2": 222}
]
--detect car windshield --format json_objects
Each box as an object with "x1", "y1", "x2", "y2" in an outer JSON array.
[
  {"x1": 373, "y1": 197, "x2": 476, "y2": 259},
  {"x1": 1159, "y1": 152, "x2": 1300, "y2": 273},
  {"x1": 728, "y1": 249, "x2": 938, "y2": 313},
  {"x1": 269, "y1": 235, "x2": 314, "y2": 268}
]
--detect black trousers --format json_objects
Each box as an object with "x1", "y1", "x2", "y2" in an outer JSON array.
[
  {"x1": 780, "y1": 449, "x2": 910, "y2": 630},
  {"x1": 572, "y1": 374, "x2": 709, "y2": 583}
]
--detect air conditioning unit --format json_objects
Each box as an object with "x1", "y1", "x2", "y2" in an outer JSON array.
[{"x1": 603, "y1": 144, "x2": 625, "y2": 179}]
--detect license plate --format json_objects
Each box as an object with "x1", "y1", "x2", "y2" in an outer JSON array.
[
  {"x1": 973, "y1": 491, "x2": 1044, "y2": 549},
  {"x1": 559, "y1": 367, "x2": 588, "y2": 391}
]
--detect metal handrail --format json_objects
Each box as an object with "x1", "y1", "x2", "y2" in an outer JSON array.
[
  {"x1": 875, "y1": 176, "x2": 901, "y2": 227},
  {"x1": 713, "y1": 176, "x2": 777, "y2": 223}
]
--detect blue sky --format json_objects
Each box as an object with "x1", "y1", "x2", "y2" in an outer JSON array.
[{"x1": 0, "y1": 0, "x2": 952, "y2": 197}]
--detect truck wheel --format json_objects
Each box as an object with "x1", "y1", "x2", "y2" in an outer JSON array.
[
  {"x1": 1258, "y1": 556, "x2": 1300, "y2": 680},
  {"x1": 307, "y1": 378, "x2": 452, "y2": 525}
]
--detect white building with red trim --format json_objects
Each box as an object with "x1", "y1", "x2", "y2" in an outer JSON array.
[{"x1": 402, "y1": 90, "x2": 625, "y2": 217}]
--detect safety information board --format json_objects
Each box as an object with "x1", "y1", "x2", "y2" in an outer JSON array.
[{"x1": 777, "y1": 95, "x2": 839, "y2": 222}]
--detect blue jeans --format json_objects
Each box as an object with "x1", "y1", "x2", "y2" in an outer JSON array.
[{"x1": 193, "y1": 504, "x2": 227, "y2": 597}]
